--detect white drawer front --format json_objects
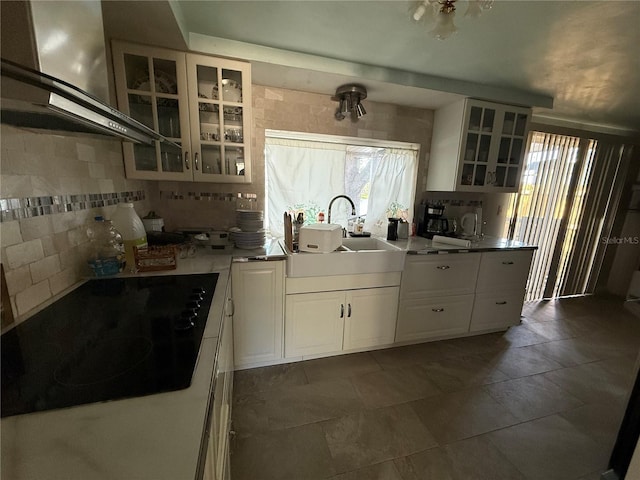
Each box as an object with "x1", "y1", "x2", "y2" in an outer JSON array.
[
  {"x1": 401, "y1": 253, "x2": 481, "y2": 298},
  {"x1": 396, "y1": 294, "x2": 474, "y2": 342},
  {"x1": 470, "y1": 291, "x2": 525, "y2": 332},
  {"x1": 476, "y1": 250, "x2": 533, "y2": 293}
]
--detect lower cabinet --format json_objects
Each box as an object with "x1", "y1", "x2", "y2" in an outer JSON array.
[
  {"x1": 395, "y1": 294, "x2": 474, "y2": 342},
  {"x1": 469, "y1": 291, "x2": 525, "y2": 332},
  {"x1": 232, "y1": 261, "x2": 285, "y2": 368},
  {"x1": 203, "y1": 276, "x2": 234, "y2": 480},
  {"x1": 285, "y1": 285, "x2": 400, "y2": 358}
]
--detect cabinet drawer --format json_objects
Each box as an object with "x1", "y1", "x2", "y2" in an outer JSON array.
[
  {"x1": 396, "y1": 294, "x2": 474, "y2": 342},
  {"x1": 470, "y1": 291, "x2": 525, "y2": 332},
  {"x1": 476, "y1": 250, "x2": 533, "y2": 293},
  {"x1": 401, "y1": 253, "x2": 480, "y2": 298}
]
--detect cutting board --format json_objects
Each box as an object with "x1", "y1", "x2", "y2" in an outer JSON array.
[{"x1": 283, "y1": 212, "x2": 293, "y2": 252}]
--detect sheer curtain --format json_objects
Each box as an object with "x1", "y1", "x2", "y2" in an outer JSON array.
[
  {"x1": 265, "y1": 137, "x2": 346, "y2": 237},
  {"x1": 265, "y1": 134, "x2": 419, "y2": 238}
]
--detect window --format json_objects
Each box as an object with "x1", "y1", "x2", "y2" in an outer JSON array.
[{"x1": 265, "y1": 131, "x2": 419, "y2": 238}]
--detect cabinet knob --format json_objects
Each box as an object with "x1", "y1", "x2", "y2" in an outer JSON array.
[
  {"x1": 432, "y1": 308, "x2": 445, "y2": 312},
  {"x1": 184, "y1": 151, "x2": 190, "y2": 170},
  {"x1": 495, "y1": 301, "x2": 507, "y2": 305},
  {"x1": 502, "y1": 261, "x2": 514, "y2": 265},
  {"x1": 436, "y1": 265, "x2": 450, "y2": 270},
  {"x1": 194, "y1": 152, "x2": 200, "y2": 171}
]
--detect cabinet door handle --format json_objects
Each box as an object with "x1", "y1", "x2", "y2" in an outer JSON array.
[
  {"x1": 436, "y1": 265, "x2": 450, "y2": 270},
  {"x1": 495, "y1": 301, "x2": 507, "y2": 305},
  {"x1": 194, "y1": 152, "x2": 199, "y2": 171},
  {"x1": 340, "y1": 304, "x2": 344, "y2": 318},
  {"x1": 226, "y1": 298, "x2": 234, "y2": 316},
  {"x1": 432, "y1": 308, "x2": 445, "y2": 312},
  {"x1": 348, "y1": 303, "x2": 352, "y2": 318},
  {"x1": 184, "y1": 151, "x2": 190, "y2": 170},
  {"x1": 502, "y1": 261, "x2": 514, "y2": 265}
]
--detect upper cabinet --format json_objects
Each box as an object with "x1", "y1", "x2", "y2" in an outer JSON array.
[
  {"x1": 112, "y1": 41, "x2": 252, "y2": 183},
  {"x1": 426, "y1": 99, "x2": 531, "y2": 193}
]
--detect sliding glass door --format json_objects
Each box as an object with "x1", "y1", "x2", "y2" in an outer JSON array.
[{"x1": 507, "y1": 131, "x2": 628, "y2": 301}]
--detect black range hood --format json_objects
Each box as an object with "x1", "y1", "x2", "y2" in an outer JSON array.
[{"x1": 0, "y1": 0, "x2": 173, "y2": 146}]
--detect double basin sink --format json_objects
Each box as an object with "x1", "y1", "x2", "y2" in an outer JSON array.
[{"x1": 286, "y1": 236, "x2": 406, "y2": 277}]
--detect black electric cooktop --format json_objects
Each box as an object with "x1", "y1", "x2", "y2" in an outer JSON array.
[{"x1": 1, "y1": 273, "x2": 218, "y2": 418}]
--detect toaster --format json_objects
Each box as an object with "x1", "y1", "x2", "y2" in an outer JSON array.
[{"x1": 298, "y1": 224, "x2": 342, "y2": 253}]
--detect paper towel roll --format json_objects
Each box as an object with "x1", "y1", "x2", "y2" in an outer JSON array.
[{"x1": 431, "y1": 235, "x2": 471, "y2": 248}]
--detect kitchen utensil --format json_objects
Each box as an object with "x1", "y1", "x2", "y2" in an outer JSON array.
[{"x1": 284, "y1": 212, "x2": 293, "y2": 252}]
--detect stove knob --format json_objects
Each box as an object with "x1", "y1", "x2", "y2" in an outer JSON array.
[
  {"x1": 185, "y1": 300, "x2": 201, "y2": 310},
  {"x1": 174, "y1": 311, "x2": 196, "y2": 331},
  {"x1": 189, "y1": 293, "x2": 204, "y2": 302},
  {"x1": 192, "y1": 287, "x2": 206, "y2": 295}
]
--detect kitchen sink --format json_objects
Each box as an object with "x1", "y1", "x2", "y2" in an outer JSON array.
[{"x1": 286, "y1": 237, "x2": 405, "y2": 277}]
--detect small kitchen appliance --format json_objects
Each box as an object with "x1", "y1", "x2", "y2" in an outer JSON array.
[
  {"x1": 298, "y1": 223, "x2": 342, "y2": 253},
  {"x1": 417, "y1": 203, "x2": 450, "y2": 239},
  {"x1": 1, "y1": 273, "x2": 218, "y2": 417}
]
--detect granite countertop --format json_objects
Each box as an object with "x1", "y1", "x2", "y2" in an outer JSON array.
[{"x1": 389, "y1": 235, "x2": 537, "y2": 254}]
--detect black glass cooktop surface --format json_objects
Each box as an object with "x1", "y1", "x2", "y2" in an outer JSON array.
[{"x1": 1, "y1": 273, "x2": 218, "y2": 418}]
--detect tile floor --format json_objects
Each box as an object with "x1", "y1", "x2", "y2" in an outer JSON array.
[{"x1": 230, "y1": 295, "x2": 640, "y2": 480}]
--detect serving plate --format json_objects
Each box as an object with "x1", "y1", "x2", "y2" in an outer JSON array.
[
  {"x1": 132, "y1": 70, "x2": 177, "y2": 105},
  {"x1": 212, "y1": 79, "x2": 242, "y2": 102}
]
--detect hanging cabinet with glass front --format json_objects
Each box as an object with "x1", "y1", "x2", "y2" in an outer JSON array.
[
  {"x1": 112, "y1": 41, "x2": 252, "y2": 183},
  {"x1": 426, "y1": 99, "x2": 531, "y2": 193}
]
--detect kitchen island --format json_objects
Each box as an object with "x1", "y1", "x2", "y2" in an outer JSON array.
[{"x1": 0, "y1": 241, "x2": 285, "y2": 480}]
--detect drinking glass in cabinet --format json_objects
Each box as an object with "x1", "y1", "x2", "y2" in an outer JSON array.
[
  {"x1": 134, "y1": 144, "x2": 157, "y2": 171},
  {"x1": 224, "y1": 127, "x2": 243, "y2": 143},
  {"x1": 157, "y1": 99, "x2": 180, "y2": 138},
  {"x1": 201, "y1": 145, "x2": 222, "y2": 174},
  {"x1": 160, "y1": 143, "x2": 183, "y2": 173},
  {"x1": 225, "y1": 147, "x2": 245, "y2": 176}
]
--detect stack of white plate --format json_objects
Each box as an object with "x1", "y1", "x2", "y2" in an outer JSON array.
[
  {"x1": 232, "y1": 210, "x2": 265, "y2": 249},
  {"x1": 236, "y1": 209, "x2": 264, "y2": 232}
]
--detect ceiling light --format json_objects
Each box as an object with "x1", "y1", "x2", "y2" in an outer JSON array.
[
  {"x1": 334, "y1": 84, "x2": 367, "y2": 121},
  {"x1": 412, "y1": 0, "x2": 491, "y2": 40}
]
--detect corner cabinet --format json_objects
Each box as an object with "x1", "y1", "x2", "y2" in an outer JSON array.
[
  {"x1": 427, "y1": 99, "x2": 531, "y2": 193},
  {"x1": 112, "y1": 41, "x2": 252, "y2": 183}
]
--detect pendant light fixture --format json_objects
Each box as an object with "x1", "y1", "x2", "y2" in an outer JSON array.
[
  {"x1": 412, "y1": 0, "x2": 493, "y2": 40},
  {"x1": 334, "y1": 84, "x2": 367, "y2": 121}
]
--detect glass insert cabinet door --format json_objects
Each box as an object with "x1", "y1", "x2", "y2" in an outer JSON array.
[
  {"x1": 187, "y1": 55, "x2": 252, "y2": 183},
  {"x1": 459, "y1": 105, "x2": 495, "y2": 187},
  {"x1": 494, "y1": 110, "x2": 528, "y2": 189},
  {"x1": 112, "y1": 43, "x2": 192, "y2": 180}
]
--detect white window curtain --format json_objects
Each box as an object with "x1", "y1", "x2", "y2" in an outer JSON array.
[{"x1": 265, "y1": 135, "x2": 418, "y2": 238}]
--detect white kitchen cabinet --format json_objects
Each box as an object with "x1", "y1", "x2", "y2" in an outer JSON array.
[
  {"x1": 396, "y1": 294, "x2": 474, "y2": 342},
  {"x1": 232, "y1": 261, "x2": 284, "y2": 368},
  {"x1": 285, "y1": 290, "x2": 345, "y2": 357},
  {"x1": 396, "y1": 253, "x2": 480, "y2": 342},
  {"x1": 427, "y1": 99, "x2": 531, "y2": 193},
  {"x1": 343, "y1": 287, "x2": 399, "y2": 350},
  {"x1": 112, "y1": 41, "x2": 252, "y2": 183},
  {"x1": 470, "y1": 250, "x2": 534, "y2": 332},
  {"x1": 203, "y1": 276, "x2": 234, "y2": 480}
]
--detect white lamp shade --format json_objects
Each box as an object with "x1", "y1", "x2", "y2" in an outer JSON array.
[{"x1": 430, "y1": 11, "x2": 457, "y2": 40}]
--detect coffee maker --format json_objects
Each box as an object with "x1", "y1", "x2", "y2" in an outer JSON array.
[{"x1": 417, "y1": 203, "x2": 449, "y2": 239}]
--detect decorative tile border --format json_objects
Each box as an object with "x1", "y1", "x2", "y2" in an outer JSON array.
[
  {"x1": 430, "y1": 199, "x2": 483, "y2": 207},
  {"x1": 160, "y1": 191, "x2": 258, "y2": 203},
  {"x1": 0, "y1": 191, "x2": 146, "y2": 223}
]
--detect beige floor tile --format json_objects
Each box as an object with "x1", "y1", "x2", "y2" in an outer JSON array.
[
  {"x1": 322, "y1": 403, "x2": 438, "y2": 474},
  {"x1": 350, "y1": 364, "x2": 442, "y2": 409},
  {"x1": 234, "y1": 377, "x2": 364, "y2": 434},
  {"x1": 410, "y1": 387, "x2": 520, "y2": 444},
  {"x1": 527, "y1": 338, "x2": 604, "y2": 367},
  {"x1": 370, "y1": 341, "x2": 461, "y2": 369},
  {"x1": 482, "y1": 345, "x2": 564, "y2": 378},
  {"x1": 303, "y1": 352, "x2": 381, "y2": 382},
  {"x1": 420, "y1": 354, "x2": 509, "y2": 392},
  {"x1": 394, "y1": 436, "x2": 527, "y2": 480},
  {"x1": 559, "y1": 402, "x2": 627, "y2": 449},
  {"x1": 230, "y1": 423, "x2": 335, "y2": 480},
  {"x1": 328, "y1": 460, "x2": 403, "y2": 480},
  {"x1": 486, "y1": 414, "x2": 609, "y2": 480},
  {"x1": 484, "y1": 373, "x2": 584, "y2": 421},
  {"x1": 233, "y1": 362, "x2": 307, "y2": 397}
]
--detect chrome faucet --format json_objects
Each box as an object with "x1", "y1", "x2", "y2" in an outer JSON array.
[{"x1": 328, "y1": 195, "x2": 356, "y2": 225}]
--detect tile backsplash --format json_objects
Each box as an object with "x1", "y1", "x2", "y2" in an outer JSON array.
[{"x1": 0, "y1": 125, "x2": 151, "y2": 326}]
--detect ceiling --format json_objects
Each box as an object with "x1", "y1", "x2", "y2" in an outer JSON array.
[{"x1": 105, "y1": 1, "x2": 640, "y2": 135}]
